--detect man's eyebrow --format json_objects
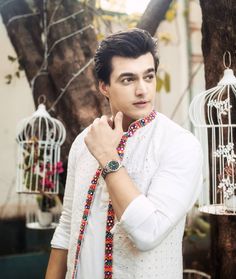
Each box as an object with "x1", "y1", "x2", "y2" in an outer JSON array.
[
  {"x1": 144, "y1": 68, "x2": 155, "y2": 74},
  {"x1": 117, "y1": 72, "x2": 136, "y2": 79},
  {"x1": 117, "y1": 68, "x2": 155, "y2": 81}
]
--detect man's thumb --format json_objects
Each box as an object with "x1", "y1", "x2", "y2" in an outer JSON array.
[{"x1": 114, "y1": 111, "x2": 123, "y2": 132}]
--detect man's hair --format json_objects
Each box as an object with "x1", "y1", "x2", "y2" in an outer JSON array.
[{"x1": 94, "y1": 28, "x2": 159, "y2": 85}]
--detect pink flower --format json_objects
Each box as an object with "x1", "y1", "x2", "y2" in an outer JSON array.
[
  {"x1": 46, "y1": 170, "x2": 54, "y2": 176},
  {"x1": 56, "y1": 161, "x2": 64, "y2": 174},
  {"x1": 40, "y1": 178, "x2": 55, "y2": 189}
]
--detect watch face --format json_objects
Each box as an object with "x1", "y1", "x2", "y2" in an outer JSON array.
[{"x1": 108, "y1": 160, "x2": 120, "y2": 171}]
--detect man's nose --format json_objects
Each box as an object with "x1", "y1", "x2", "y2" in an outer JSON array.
[{"x1": 135, "y1": 80, "x2": 147, "y2": 96}]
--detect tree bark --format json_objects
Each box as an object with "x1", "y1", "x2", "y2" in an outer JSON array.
[
  {"x1": 200, "y1": 1, "x2": 236, "y2": 278},
  {"x1": 137, "y1": 0, "x2": 173, "y2": 36}
]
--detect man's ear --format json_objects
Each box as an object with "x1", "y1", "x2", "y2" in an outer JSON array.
[{"x1": 99, "y1": 81, "x2": 110, "y2": 98}]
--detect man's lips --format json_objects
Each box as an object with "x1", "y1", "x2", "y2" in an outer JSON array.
[{"x1": 133, "y1": 100, "x2": 148, "y2": 105}]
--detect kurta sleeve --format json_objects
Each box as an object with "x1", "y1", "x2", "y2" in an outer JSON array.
[
  {"x1": 51, "y1": 137, "x2": 79, "y2": 249},
  {"x1": 119, "y1": 132, "x2": 203, "y2": 251}
]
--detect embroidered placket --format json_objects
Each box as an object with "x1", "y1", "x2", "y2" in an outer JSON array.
[{"x1": 72, "y1": 110, "x2": 157, "y2": 279}]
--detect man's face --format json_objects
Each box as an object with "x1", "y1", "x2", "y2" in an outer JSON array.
[{"x1": 99, "y1": 52, "x2": 156, "y2": 130}]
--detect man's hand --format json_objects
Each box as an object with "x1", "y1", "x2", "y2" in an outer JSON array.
[{"x1": 84, "y1": 112, "x2": 123, "y2": 167}]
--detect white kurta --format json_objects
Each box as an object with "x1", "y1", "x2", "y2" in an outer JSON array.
[{"x1": 51, "y1": 112, "x2": 203, "y2": 279}]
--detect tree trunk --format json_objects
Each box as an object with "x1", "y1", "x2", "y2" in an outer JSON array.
[
  {"x1": 200, "y1": 1, "x2": 236, "y2": 278},
  {"x1": 137, "y1": 0, "x2": 173, "y2": 36},
  {"x1": 0, "y1": 0, "x2": 109, "y2": 164}
]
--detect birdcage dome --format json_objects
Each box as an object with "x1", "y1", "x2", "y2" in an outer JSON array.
[
  {"x1": 189, "y1": 67, "x2": 236, "y2": 215},
  {"x1": 190, "y1": 68, "x2": 236, "y2": 127},
  {"x1": 16, "y1": 104, "x2": 65, "y2": 144},
  {"x1": 16, "y1": 104, "x2": 66, "y2": 194}
]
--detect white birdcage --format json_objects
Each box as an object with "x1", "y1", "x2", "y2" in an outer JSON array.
[
  {"x1": 189, "y1": 53, "x2": 236, "y2": 215},
  {"x1": 25, "y1": 194, "x2": 62, "y2": 230},
  {"x1": 16, "y1": 104, "x2": 66, "y2": 194}
]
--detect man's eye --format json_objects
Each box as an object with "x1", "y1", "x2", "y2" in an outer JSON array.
[
  {"x1": 145, "y1": 74, "x2": 154, "y2": 81},
  {"x1": 121, "y1": 78, "x2": 133, "y2": 84}
]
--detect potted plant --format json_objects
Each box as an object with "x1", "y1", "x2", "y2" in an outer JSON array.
[{"x1": 36, "y1": 194, "x2": 57, "y2": 227}]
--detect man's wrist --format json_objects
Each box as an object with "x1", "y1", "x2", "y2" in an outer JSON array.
[
  {"x1": 101, "y1": 159, "x2": 123, "y2": 179},
  {"x1": 98, "y1": 152, "x2": 120, "y2": 168}
]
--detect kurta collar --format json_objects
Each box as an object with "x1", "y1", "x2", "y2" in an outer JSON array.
[{"x1": 124, "y1": 109, "x2": 157, "y2": 137}]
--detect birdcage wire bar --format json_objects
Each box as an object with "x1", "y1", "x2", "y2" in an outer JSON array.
[{"x1": 189, "y1": 67, "x2": 236, "y2": 215}]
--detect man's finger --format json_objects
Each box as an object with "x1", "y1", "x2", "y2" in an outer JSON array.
[
  {"x1": 108, "y1": 116, "x2": 114, "y2": 128},
  {"x1": 114, "y1": 111, "x2": 123, "y2": 132},
  {"x1": 101, "y1": 115, "x2": 108, "y2": 122},
  {"x1": 93, "y1": 118, "x2": 100, "y2": 125}
]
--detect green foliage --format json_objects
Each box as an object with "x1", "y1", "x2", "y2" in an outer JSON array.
[
  {"x1": 184, "y1": 215, "x2": 210, "y2": 242},
  {"x1": 7, "y1": 55, "x2": 17, "y2": 62},
  {"x1": 159, "y1": 32, "x2": 172, "y2": 45},
  {"x1": 156, "y1": 71, "x2": 171, "y2": 93},
  {"x1": 165, "y1": 0, "x2": 178, "y2": 22},
  {"x1": 5, "y1": 55, "x2": 23, "y2": 84},
  {"x1": 5, "y1": 74, "x2": 12, "y2": 84}
]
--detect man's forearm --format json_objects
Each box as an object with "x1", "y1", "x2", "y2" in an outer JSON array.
[
  {"x1": 104, "y1": 167, "x2": 141, "y2": 220},
  {"x1": 45, "y1": 248, "x2": 68, "y2": 279}
]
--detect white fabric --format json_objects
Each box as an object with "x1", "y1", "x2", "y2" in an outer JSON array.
[{"x1": 51, "y1": 112, "x2": 203, "y2": 279}]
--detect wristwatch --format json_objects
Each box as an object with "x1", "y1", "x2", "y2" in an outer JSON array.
[{"x1": 101, "y1": 160, "x2": 123, "y2": 179}]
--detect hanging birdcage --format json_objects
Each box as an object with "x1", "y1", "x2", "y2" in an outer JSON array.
[
  {"x1": 16, "y1": 103, "x2": 66, "y2": 194},
  {"x1": 189, "y1": 52, "x2": 236, "y2": 215},
  {"x1": 25, "y1": 194, "x2": 62, "y2": 230}
]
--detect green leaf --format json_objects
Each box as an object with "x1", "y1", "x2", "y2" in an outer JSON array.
[
  {"x1": 5, "y1": 74, "x2": 12, "y2": 84},
  {"x1": 5, "y1": 74, "x2": 12, "y2": 80},
  {"x1": 15, "y1": 71, "x2": 20, "y2": 78},
  {"x1": 156, "y1": 76, "x2": 163, "y2": 92},
  {"x1": 165, "y1": 9, "x2": 176, "y2": 22},
  {"x1": 7, "y1": 55, "x2": 17, "y2": 62},
  {"x1": 195, "y1": 217, "x2": 210, "y2": 233},
  {"x1": 18, "y1": 64, "x2": 24, "y2": 71},
  {"x1": 164, "y1": 72, "x2": 171, "y2": 93}
]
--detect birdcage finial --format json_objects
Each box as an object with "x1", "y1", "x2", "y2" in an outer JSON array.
[
  {"x1": 37, "y1": 94, "x2": 46, "y2": 105},
  {"x1": 223, "y1": 51, "x2": 231, "y2": 69}
]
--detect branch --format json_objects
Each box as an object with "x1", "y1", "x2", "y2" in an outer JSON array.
[
  {"x1": 47, "y1": 0, "x2": 64, "y2": 26},
  {"x1": 137, "y1": 0, "x2": 173, "y2": 36},
  {"x1": 47, "y1": 24, "x2": 94, "y2": 55},
  {"x1": 6, "y1": 12, "x2": 40, "y2": 27},
  {"x1": 48, "y1": 58, "x2": 94, "y2": 112},
  {"x1": 30, "y1": 70, "x2": 48, "y2": 94},
  {"x1": 48, "y1": 9, "x2": 84, "y2": 30},
  {"x1": 43, "y1": 0, "x2": 48, "y2": 69}
]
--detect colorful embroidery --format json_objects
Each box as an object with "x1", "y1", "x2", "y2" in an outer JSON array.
[{"x1": 72, "y1": 110, "x2": 157, "y2": 279}]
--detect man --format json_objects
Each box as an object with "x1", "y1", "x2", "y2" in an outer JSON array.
[{"x1": 46, "y1": 28, "x2": 203, "y2": 279}]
